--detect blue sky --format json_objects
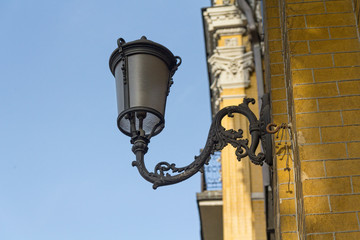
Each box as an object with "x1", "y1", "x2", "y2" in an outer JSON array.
[{"x1": 0, "y1": 0, "x2": 212, "y2": 239}]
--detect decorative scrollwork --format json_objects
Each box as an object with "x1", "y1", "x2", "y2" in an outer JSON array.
[{"x1": 131, "y1": 97, "x2": 271, "y2": 189}]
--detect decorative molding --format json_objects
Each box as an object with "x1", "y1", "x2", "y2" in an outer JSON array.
[
  {"x1": 254, "y1": 0, "x2": 263, "y2": 35},
  {"x1": 203, "y1": 5, "x2": 247, "y2": 54},
  {"x1": 203, "y1": 5, "x2": 247, "y2": 32},
  {"x1": 213, "y1": 27, "x2": 247, "y2": 50},
  {"x1": 208, "y1": 49, "x2": 254, "y2": 113},
  {"x1": 221, "y1": 94, "x2": 246, "y2": 99},
  {"x1": 198, "y1": 200, "x2": 223, "y2": 206},
  {"x1": 202, "y1": 4, "x2": 262, "y2": 114},
  {"x1": 213, "y1": 27, "x2": 246, "y2": 39}
]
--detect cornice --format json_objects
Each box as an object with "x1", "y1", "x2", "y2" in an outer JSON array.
[
  {"x1": 203, "y1": 5, "x2": 247, "y2": 31},
  {"x1": 203, "y1": 5, "x2": 248, "y2": 55}
]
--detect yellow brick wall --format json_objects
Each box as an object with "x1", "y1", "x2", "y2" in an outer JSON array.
[
  {"x1": 264, "y1": 0, "x2": 360, "y2": 239},
  {"x1": 264, "y1": 0, "x2": 298, "y2": 238},
  {"x1": 354, "y1": 0, "x2": 360, "y2": 33}
]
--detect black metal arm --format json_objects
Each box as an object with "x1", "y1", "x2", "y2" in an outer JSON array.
[{"x1": 130, "y1": 97, "x2": 272, "y2": 189}]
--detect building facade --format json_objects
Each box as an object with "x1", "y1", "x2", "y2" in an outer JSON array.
[
  {"x1": 198, "y1": 0, "x2": 360, "y2": 239},
  {"x1": 198, "y1": 1, "x2": 267, "y2": 240}
]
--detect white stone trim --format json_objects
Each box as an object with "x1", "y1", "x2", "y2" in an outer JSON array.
[
  {"x1": 198, "y1": 200, "x2": 223, "y2": 206},
  {"x1": 208, "y1": 51, "x2": 254, "y2": 88},
  {"x1": 208, "y1": 48, "x2": 254, "y2": 113},
  {"x1": 203, "y1": 5, "x2": 248, "y2": 54},
  {"x1": 221, "y1": 94, "x2": 246, "y2": 99},
  {"x1": 203, "y1": 5, "x2": 247, "y2": 32},
  {"x1": 251, "y1": 192, "x2": 265, "y2": 200}
]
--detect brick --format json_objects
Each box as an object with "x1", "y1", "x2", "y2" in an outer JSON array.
[
  {"x1": 297, "y1": 128, "x2": 321, "y2": 144},
  {"x1": 322, "y1": 126, "x2": 360, "y2": 142},
  {"x1": 266, "y1": 0, "x2": 279, "y2": 7},
  {"x1": 314, "y1": 67, "x2": 360, "y2": 82},
  {"x1": 275, "y1": 133, "x2": 291, "y2": 144},
  {"x1": 278, "y1": 168, "x2": 294, "y2": 183},
  {"x1": 272, "y1": 88, "x2": 287, "y2": 100},
  {"x1": 299, "y1": 143, "x2": 346, "y2": 160},
  {"x1": 279, "y1": 184, "x2": 295, "y2": 199},
  {"x1": 338, "y1": 80, "x2": 360, "y2": 95},
  {"x1": 353, "y1": 176, "x2": 360, "y2": 193},
  {"x1": 271, "y1": 63, "x2": 284, "y2": 75},
  {"x1": 275, "y1": 137, "x2": 293, "y2": 151},
  {"x1": 303, "y1": 177, "x2": 352, "y2": 195},
  {"x1": 348, "y1": 142, "x2": 360, "y2": 158},
  {"x1": 271, "y1": 75, "x2": 285, "y2": 88},
  {"x1": 336, "y1": 232, "x2": 360, "y2": 240},
  {"x1": 291, "y1": 54, "x2": 333, "y2": 69},
  {"x1": 292, "y1": 69, "x2": 313, "y2": 84},
  {"x1": 343, "y1": 110, "x2": 360, "y2": 125},
  {"x1": 309, "y1": 39, "x2": 360, "y2": 54},
  {"x1": 294, "y1": 82, "x2": 338, "y2": 98},
  {"x1": 306, "y1": 213, "x2": 358, "y2": 233},
  {"x1": 268, "y1": 28, "x2": 282, "y2": 40},
  {"x1": 290, "y1": 41, "x2": 309, "y2": 55},
  {"x1": 280, "y1": 199, "x2": 296, "y2": 215},
  {"x1": 307, "y1": 234, "x2": 333, "y2": 240},
  {"x1": 302, "y1": 161, "x2": 325, "y2": 178},
  {"x1": 267, "y1": 7, "x2": 280, "y2": 18},
  {"x1": 318, "y1": 96, "x2": 360, "y2": 111},
  {"x1": 306, "y1": 13, "x2": 356, "y2": 28},
  {"x1": 272, "y1": 114, "x2": 288, "y2": 124},
  {"x1": 270, "y1": 52, "x2": 284, "y2": 63},
  {"x1": 334, "y1": 52, "x2": 360, "y2": 67},
  {"x1": 281, "y1": 215, "x2": 297, "y2": 232},
  {"x1": 269, "y1": 40, "x2": 283, "y2": 52},
  {"x1": 296, "y1": 112, "x2": 342, "y2": 128},
  {"x1": 287, "y1": 2, "x2": 325, "y2": 16},
  {"x1": 268, "y1": 18, "x2": 281, "y2": 28},
  {"x1": 275, "y1": 137, "x2": 292, "y2": 145},
  {"x1": 304, "y1": 196, "x2": 330, "y2": 214},
  {"x1": 331, "y1": 194, "x2": 360, "y2": 212},
  {"x1": 287, "y1": 16, "x2": 306, "y2": 28},
  {"x1": 294, "y1": 99, "x2": 317, "y2": 113},
  {"x1": 326, "y1": 1, "x2": 354, "y2": 13},
  {"x1": 272, "y1": 100, "x2": 288, "y2": 114},
  {"x1": 277, "y1": 153, "x2": 294, "y2": 169},
  {"x1": 274, "y1": 132, "x2": 291, "y2": 142},
  {"x1": 326, "y1": 159, "x2": 360, "y2": 177},
  {"x1": 282, "y1": 233, "x2": 298, "y2": 240},
  {"x1": 289, "y1": 28, "x2": 329, "y2": 41},
  {"x1": 330, "y1": 26, "x2": 358, "y2": 39}
]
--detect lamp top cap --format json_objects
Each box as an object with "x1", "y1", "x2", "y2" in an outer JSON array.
[{"x1": 109, "y1": 36, "x2": 178, "y2": 75}]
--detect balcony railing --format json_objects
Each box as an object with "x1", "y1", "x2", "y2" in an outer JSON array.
[{"x1": 201, "y1": 151, "x2": 222, "y2": 191}]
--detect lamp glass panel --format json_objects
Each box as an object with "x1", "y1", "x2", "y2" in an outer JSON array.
[
  {"x1": 118, "y1": 111, "x2": 163, "y2": 136},
  {"x1": 114, "y1": 59, "x2": 125, "y2": 115},
  {"x1": 127, "y1": 53, "x2": 169, "y2": 116}
]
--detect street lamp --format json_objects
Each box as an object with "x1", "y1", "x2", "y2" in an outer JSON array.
[{"x1": 109, "y1": 36, "x2": 272, "y2": 189}]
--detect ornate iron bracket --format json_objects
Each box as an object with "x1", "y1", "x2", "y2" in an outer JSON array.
[{"x1": 131, "y1": 96, "x2": 272, "y2": 189}]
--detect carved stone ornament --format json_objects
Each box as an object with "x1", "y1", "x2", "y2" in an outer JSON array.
[
  {"x1": 208, "y1": 49, "x2": 254, "y2": 112},
  {"x1": 203, "y1": 5, "x2": 247, "y2": 54}
]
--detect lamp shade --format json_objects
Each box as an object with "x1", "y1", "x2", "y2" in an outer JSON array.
[{"x1": 109, "y1": 37, "x2": 180, "y2": 138}]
